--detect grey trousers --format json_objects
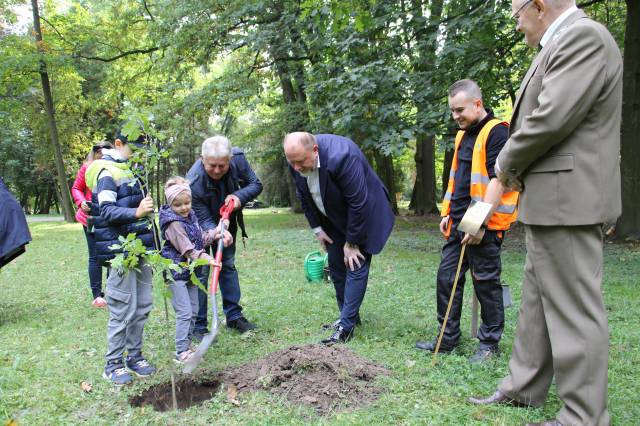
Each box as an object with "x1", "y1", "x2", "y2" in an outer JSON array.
[
  {"x1": 104, "y1": 260, "x2": 153, "y2": 366},
  {"x1": 499, "y1": 225, "x2": 610, "y2": 426},
  {"x1": 169, "y1": 279, "x2": 199, "y2": 354}
]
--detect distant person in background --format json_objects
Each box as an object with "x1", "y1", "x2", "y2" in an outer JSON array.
[
  {"x1": 72, "y1": 141, "x2": 113, "y2": 307},
  {"x1": 0, "y1": 176, "x2": 31, "y2": 269}
]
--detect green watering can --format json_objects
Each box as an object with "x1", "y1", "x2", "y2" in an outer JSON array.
[{"x1": 304, "y1": 250, "x2": 328, "y2": 282}]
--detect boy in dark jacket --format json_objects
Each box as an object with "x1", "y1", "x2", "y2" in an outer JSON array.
[{"x1": 86, "y1": 133, "x2": 157, "y2": 386}]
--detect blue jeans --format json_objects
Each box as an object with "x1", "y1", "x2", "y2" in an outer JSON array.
[
  {"x1": 83, "y1": 225, "x2": 103, "y2": 299},
  {"x1": 194, "y1": 243, "x2": 243, "y2": 333},
  {"x1": 326, "y1": 238, "x2": 372, "y2": 331}
]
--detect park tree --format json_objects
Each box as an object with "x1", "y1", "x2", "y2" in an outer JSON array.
[{"x1": 617, "y1": 0, "x2": 639, "y2": 240}]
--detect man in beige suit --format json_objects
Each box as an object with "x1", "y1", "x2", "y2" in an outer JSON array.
[{"x1": 468, "y1": 1, "x2": 622, "y2": 425}]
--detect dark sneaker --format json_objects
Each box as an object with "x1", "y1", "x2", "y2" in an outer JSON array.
[
  {"x1": 226, "y1": 317, "x2": 256, "y2": 333},
  {"x1": 415, "y1": 340, "x2": 456, "y2": 353},
  {"x1": 125, "y1": 356, "x2": 156, "y2": 377},
  {"x1": 469, "y1": 347, "x2": 499, "y2": 364},
  {"x1": 103, "y1": 363, "x2": 133, "y2": 386}
]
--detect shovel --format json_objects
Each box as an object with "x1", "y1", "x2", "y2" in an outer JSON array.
[{"x1": 183, "y1": 199, "x2": 235, "y2": 374}]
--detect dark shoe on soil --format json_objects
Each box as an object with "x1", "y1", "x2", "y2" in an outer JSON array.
[
  {"x1": 226, "y1": 317, "x2": 256, "y2": 333},
  {"x1": 468, "y1": 389, "x2": 531, "y2": 407},
  {"x1": 321, "y1": 315, "x2": 361, "y2": 330},
  {"x1": 415, "y1": 340, "x2": 456, "y2": 353},
  {"x1": 103, "y1": 362, "x2": 133, "y2": 386},
  {"x1": 469, "y1": 346, "x2": 499, "y2": 364},
  {"x1": 321, "y1": 326, "x2": 353, "y2": 344},
  {"x1": 125, "y1": 356, "x2": 156, "y2": 377}
]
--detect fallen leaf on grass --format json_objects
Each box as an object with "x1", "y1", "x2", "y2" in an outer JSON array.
[
  {"x1": 4, "y1": 420, "x2": 18, "y2": 426},
  {"x1": 227, "y1": 384, "x2": 240, "y2": 406},
  {"x1": 81, "y1": 381, "x2": 93, "y2": 393}
]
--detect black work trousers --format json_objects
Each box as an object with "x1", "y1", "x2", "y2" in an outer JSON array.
[{"x1": 436, "y1": 227, "x2": 505, "y2": 349}]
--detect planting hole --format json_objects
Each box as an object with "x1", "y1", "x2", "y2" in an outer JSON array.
[{"x1": 129, "y1": 376, "x2": 221, "y2": 412}]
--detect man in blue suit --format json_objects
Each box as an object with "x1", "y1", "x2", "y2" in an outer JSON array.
[{"x1": 284, "y1": 132, "x2": 395, "y2": 344}]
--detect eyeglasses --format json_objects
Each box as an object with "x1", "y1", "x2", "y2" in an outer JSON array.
[{"x1": 511, "y1": 0, "x2": 533, "y2": 22}]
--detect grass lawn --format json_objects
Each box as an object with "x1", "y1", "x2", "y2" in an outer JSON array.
[{"x1": 1, "y1": 210, "x2": 638, "y2": 425}]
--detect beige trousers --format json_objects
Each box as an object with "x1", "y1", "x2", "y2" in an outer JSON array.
[{"x1": 499, "y1": 225, "x2": 610, "y2": 426}]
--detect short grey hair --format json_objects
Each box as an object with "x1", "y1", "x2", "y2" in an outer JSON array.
[
  {"x1": 283, "y1": 132, "x2": 316, "y2": 150},
  {"x1": 448, "y1": 79, "x2": 483, "y2": 101},
  {"x1": 201, "y1": 135, "x2": 232, "y2": 158}
]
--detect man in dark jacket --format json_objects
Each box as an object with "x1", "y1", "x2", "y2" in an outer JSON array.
[
  {"x1": 0, "y1": 177, "x2": 31, "y2": 269},
  {"x1": 187, "y1": 135, "x2": 263, "y2": 336},
  {"x1": 284, "y1": 132, "x2": 395, "y2": 344}
]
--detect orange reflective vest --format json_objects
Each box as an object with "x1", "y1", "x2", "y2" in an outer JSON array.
[{"x1": 441, "y1": 118, "x2": 518, "y2": 238}]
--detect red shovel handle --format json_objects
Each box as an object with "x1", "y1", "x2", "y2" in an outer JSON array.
[
  {"x1": 220, "y1": 198, "x2": 235, "y2": 220},
  {"x1": 210, "y1": 198, "x2": 235, "y2": 296}
]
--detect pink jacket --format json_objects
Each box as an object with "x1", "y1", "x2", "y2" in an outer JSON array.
[{"x1": 71, "y1": 162, "x2": 92, "y2": 226}]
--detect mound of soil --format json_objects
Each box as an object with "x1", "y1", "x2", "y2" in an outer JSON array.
[
  {"x1": 129, "y1": 344, "x2": 389, "y2": 415},
  {"x1": 222, "y1": 344, "x2": 389, "y2": 414}
]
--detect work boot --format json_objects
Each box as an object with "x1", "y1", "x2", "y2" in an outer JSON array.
[
  {"x1": 415, "y1": 339, "x2": 456, "y2": 353},
  {"x1": 125, "y1": 356, "x2": 156, "y2": 377},
  {"x1": 226, "y1": 316, "x2": 256, "y2": 333},
  {"x1": 469, "y1": 346, "x2": 499, "y2": 364},
  {"x1": 103, "y1": 361, "x2": 133, "y2": 386}
]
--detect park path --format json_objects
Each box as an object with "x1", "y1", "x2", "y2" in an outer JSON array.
[{"x1": 26, "y1": 215, "x2": 65, "y2": 223}]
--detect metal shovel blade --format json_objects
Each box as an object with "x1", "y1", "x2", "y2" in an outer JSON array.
[
  {"x1": 183, "y1": 290, "x2": 219, "y2": 374},
  {"x1": 182, "y1": 325, "x2": 218, "y2": 374}
]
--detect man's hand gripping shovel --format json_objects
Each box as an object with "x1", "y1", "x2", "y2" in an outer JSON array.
[{"x1": 183, "y1": 198, "x2": 235, "y2": 374}]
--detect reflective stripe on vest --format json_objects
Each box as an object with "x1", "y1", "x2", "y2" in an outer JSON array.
[
  {"x1": 85, "y1": 159, "x2": 134, "y2": 191},
  {"x1": 441, "y1": 118, "x2": 518, "y2": 238}
]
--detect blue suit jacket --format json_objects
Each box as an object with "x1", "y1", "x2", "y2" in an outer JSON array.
[{"x1": 291, "y1": 134, "x2": 394, "y2": 255}]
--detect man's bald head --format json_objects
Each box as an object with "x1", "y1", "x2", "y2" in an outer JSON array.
[{"x1": 283, "y1": 132, "x2": 319, "y2": 176}]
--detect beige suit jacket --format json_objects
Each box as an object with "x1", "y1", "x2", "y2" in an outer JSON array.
[{"x1": 497, "y1": 10, "x2": 623, "y2": 226}]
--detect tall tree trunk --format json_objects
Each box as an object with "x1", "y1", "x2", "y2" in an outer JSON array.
[
  {"x1": 616, "y1": 0, "x2": 640, "y2": 240},
  {"x1": 410, "y1": 0, "x2": 444, "y2": 215},
  {"x1": 31, "y1": 0, "x2": 74, "y2": 222},
  {"x1": 374, "y1": 151, "x2": 398, "y2": 214},
  {"x1": 414, "y1": 135, "x2": 438, "y2": 214}
]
